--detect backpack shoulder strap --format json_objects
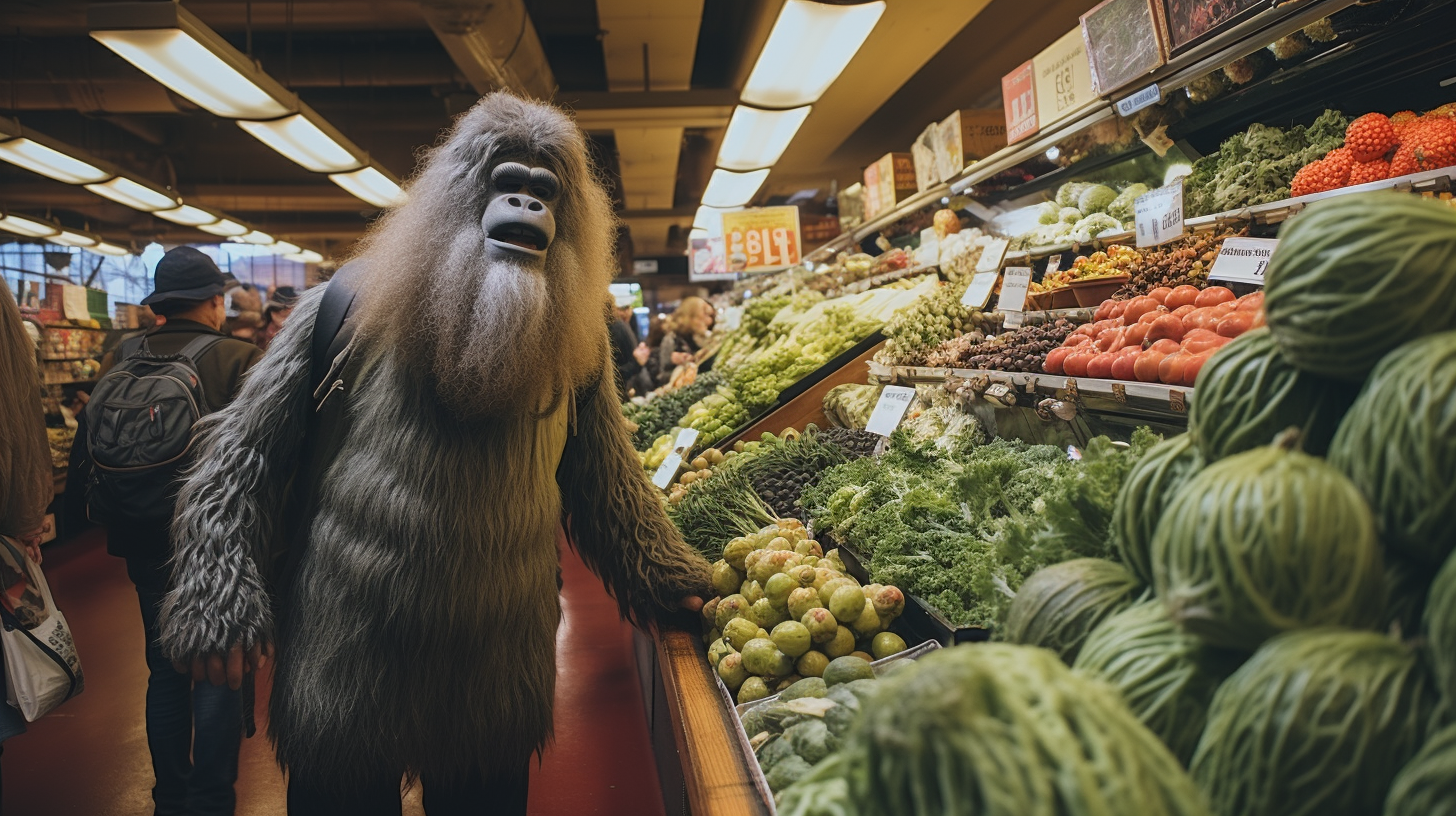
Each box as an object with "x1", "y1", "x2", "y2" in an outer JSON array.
[
  {"x1": 175, "y1": 334, "x2": 228, "y2": 363},
  {"x1": 116, "y1": 334, "x2": 149, "y2": 362},
  {"x1": 310, "y1": 259, "x2": 366, "y2": 396}
]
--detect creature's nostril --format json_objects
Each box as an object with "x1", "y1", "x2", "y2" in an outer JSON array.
[
  {"x1": 507, "y1": 196, "x2": 522, "y2": 207},
  {"x1": 528, "y1": 200, "x2": 543, "y2": 212}
]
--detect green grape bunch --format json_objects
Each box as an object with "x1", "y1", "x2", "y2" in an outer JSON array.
[{"x1": 875, "y1": 280, "x2": 1002, "y2": 367}]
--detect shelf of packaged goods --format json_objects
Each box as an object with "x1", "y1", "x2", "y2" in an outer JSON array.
[
  {"x1": 1121, "y1": 0, "x2": 1364, "y2": 111},
  {"x1": 882, "y1": 365, "x2": 1194, "y2": 420},
  {"x1": 799, "y1": 0, "x2": 1370, "y2": 269}
]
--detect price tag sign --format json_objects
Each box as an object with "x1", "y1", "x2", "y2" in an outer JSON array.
[
  {"x1": 651, "y1": 452, "x2": 683, "y2": 489},
  {"x1": 998, "y1": 267, "x2": 1033, "y2": 313},
  {"x1": 674, "y1": 427, "x2": 700, "y2": 451},
  {"x1": 865, "y1": 385, "x2": 916, "y2": 437},
  {"x1": 1116, "y1": 83, "x2": 1161, "y2": 117},
  {"x1": 1209, "y1": 237, "x2": 1279, "y2": 286},
  {"x1": 976, "y1": 237, "x2": 1010, "y2": 273},
  {"x1": 722, "y1": 206, "x2": 802, "y2": 273},
  {"x1": 961, "y1": 270, "x2": 1001, "y2": 309},
  {"x1": 1044, "y1": 254, "x2": 1062, "y2": 276},
  {"x1": 1135, "y1": 179, "x2": 1185, "y2": 248},
  {"x1": 917, "y1": 226, "x2": 940, "y2": 267}
]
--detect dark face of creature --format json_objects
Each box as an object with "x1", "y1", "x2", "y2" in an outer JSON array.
[{"x1": 481, "y1": 161, "x2": 561, "y2": 268}]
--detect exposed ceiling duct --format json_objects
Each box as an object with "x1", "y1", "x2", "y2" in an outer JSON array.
[{"x1": 419, "y1": 0, "x2": 557, "y2": 100}]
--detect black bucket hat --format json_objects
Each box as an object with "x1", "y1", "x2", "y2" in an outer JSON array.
[{"x1": 141, "y1": 246, "x2": 228, "y2": 306}]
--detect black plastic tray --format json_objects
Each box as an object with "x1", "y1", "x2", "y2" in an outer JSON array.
[{"x1": 831, "y1": 539, "x2": 991, "y2": 647}]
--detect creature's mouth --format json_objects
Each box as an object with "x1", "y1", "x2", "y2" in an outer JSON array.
[{"x1": 487, "y1": 222, "x2": 550, "y2": 256}]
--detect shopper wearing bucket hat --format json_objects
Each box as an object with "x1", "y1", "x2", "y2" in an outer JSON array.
[
  {"x1": 257, "y1": 285, "x2": 299, "y2": 351},
  {"x1": 77, "y1": 246, "x2": 263, "y2": 816}
]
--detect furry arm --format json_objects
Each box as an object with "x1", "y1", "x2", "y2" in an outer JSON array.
[
  {"x1": 558, "y1": 361, "x2": 713, "y2": 627},
  {"x1": 156, "y1": 286, "x2": 324, "y2": 661}
]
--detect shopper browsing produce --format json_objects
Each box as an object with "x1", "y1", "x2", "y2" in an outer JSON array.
[{"x1": 649, "y1": 296, "x2": 713, "y2": 387}]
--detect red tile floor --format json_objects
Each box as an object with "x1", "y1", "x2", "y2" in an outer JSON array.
[{"x1": 1, "y1": 528, "x2": 667, "y2": 816}]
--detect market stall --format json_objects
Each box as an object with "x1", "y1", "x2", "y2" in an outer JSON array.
[{"x1": 631, "y1": 0, "x2": 1456, "y2": 812}]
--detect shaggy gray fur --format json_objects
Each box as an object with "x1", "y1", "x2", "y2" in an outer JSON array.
[
  {"x1": 157, "y1": 93, "x2": 712, "y2": 793},
  {"x1": 158, "y1": 285, "x2": 323, "y2": 659}
]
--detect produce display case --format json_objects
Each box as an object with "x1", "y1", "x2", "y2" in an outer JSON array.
[{"x1": 646, "y1": 3, "x2": 1456, "y2": 813}]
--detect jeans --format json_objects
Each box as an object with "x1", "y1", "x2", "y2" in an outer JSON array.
[
  {"x1": 286, "y1": 763, "x2": 529, "y2": 816},
  {"x1": 127, "y1": 554, "x2": 243, "y2": 816}
]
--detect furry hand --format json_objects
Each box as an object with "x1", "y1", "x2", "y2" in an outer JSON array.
[
  {"x1": 175, "y1": 643, "x2": 272, "y2": 690},
  {"x1": 677, "y1": 594, "x2": 705, "y2": 613}
]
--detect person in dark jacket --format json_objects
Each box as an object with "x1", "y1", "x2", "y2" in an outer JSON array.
[
  {"x1": 610, "y1": 295, "x2": 651, "y2": 396},
  {"x1": 77, "y1": 247, "x2": 262, "y2": 816}
]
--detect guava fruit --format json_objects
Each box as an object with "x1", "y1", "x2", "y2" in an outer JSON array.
[
  {"x1": 737, "y1": 676, "x2": 771, "y2": 704},
  {"x1": 771, "y1": 621, "x2": 812, "y2": 658},
  {"x1": 764, "y1": 573, "x2": 798, "y2": 611},
  {"x1": 724, "y1": 617, "x2": 760, "y2": 651},
  {"x1": 823, "y1": 626, "x2": 856, "y2": 659},
  {"x1": 871, "y1": 632, "x2": 907, "y2": 660},
  {"x1": 796, "y1": 650, "x2": 830, "y2": 678},
  {"x1": 715, "y1": 594, "x2": 748, "y2": 631},
  {"x1": 717, "y1": 652, "x2": 749, "y2": 691},
  {"x1": 788, "y1": 587, "x2": 824, "y2": 621},
  {"x1": 823, "y1": 655, "x2": 875, "y2": 687},
  {"x1": 829, "y1": 585, "x2": 867, "y2": 622},
  {"x1": 711, "y1": 560, "x2": 744, "y2": 598}
]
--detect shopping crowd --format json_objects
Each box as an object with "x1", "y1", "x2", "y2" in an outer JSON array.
[{"x1": 2, "y1": 246, "x2": 716, "y2": 815}]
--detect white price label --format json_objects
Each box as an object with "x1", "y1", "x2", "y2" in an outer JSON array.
[
  {"x1": 865, "y1": 385, "x2": 917, "y2": 437},
  {"x1": 918, "y1": 227, "x2": 940, "y2": 267},
  {"x1": 961, "y1": 271, "x2": 1001, "y2": 309},
  {"x1": 673, "y1": 427, "x2": 700, "y2": 452},
  {"x1": 1044, "y1": 254, "x2": 1062, "y2": 276},
  {"x1": 1209, "y1": 237, "x2": 1278, "y2": 286},
  {"x1": 975, "y1": 237, "x2": 1010, "y2": 273},
  {"x1": 1116, "y1": 83, "x2": 1161, "y2": 117},
  {"x1": 652, "y1": 452, "x2": 683, "y2": 489},
  {"x1": 1135, "y1": 179, "x2": 1185, "y2": 248},
  {"x1": 998, "y1": 267, "x2": 1033, "y2": 314}
]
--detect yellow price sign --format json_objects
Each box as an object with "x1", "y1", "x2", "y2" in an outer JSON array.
[{"x1": 722, "y1": 206, "x2": 802, "y2": 273}]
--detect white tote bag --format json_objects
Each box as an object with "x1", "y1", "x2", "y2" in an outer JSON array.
[{"x1": 0, "y1": 535, "x2": 84, "y2": 721}]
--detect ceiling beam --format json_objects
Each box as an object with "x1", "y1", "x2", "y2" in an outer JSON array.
[
  {"x1": 420, "y1": 0, "x2": 557, "y2": 98},
  {"x1": 573, "y1": 106, "x2": 731, "y2": 132}
]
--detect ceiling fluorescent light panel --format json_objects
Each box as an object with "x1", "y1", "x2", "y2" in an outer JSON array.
[
  {"x1": 0, "y1": 213, "x2": 61, "y2": 238},
  {"x1": 237, "y1": 114, "x2": 362, "y2": 173},
  {"x1": 236, "y1": 230, "x2": 274, "y2": 245},
  {"x1": 84, "y1": 176, "x2": 177, "y2": 211},
  {"x1": 329, "y1": 166, "x2": 406, "y2": 208},
  {"x1": 717, "y1": 105, "x2": 811, "y2": 171},
  {"x1": 702, "y1": 169, "x2": 769, "y2": 209},
  {"x1": 283, "y1": 249, "x2": 324, "y2": 264},
  {"x1": 52, "y1": 230, "x2": 99, "y2": 248},
  {"x1": 154, "y1": 205, "x2": 220, "y2": 227},
  {"x1": 87, "y1": 242, "x2": 132, "y2": 257},
  {"x1": 90, "y1": 28, "x2": 291, "y2": 120},
  {"x1": 197, "y1": 218, "x2": 250, "y2": 237},
  {"x1": 741, "y1": 0, "x2": 886, "y2": 109},
  {"x1": 0, "y1": 138, "x2": 111, "y2": 184}
]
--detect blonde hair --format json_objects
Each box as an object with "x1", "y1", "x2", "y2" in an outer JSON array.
[
  {"x1": 0, "y1": 279, "x2": 51, "y2": 538},
  {"x1": 666, "y1": 296, "x2": 710, "y2": 335}
]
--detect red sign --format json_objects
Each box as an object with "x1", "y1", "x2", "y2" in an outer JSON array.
[
  {"x1": 1002, "y1": 60, "x2": 1038, "y2": 144},
  {"x1": 723, "y1": 207, "x2": 802, "y2": 273}
]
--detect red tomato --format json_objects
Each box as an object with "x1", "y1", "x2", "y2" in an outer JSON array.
[
  {"x1": 1149, "y1": 339, "x2": 1181, "y2": 354},
  {"x1": 1086, "y1": 352, "x2": 1117, "y2": 379},
  {"x1": 1122, "y1": 296, "x2": 1161, "y2": 324},
  {"x1": 1064, "y1": 334, "x2": 1091, "y2": 347},
  {"x1": 1064, "y1": 351, "x2": 1096, "y2": 377},
  {"x1": 1171, "y1": 304, "x2": 1197, "y2": 319},
  {"x1": 1094, "y1": 300, "x2": 1115, "y2": 321},
  {"x1": 1043, "y1": 346, "x2": 1072, "y2": 374},
  {"x1": 1183, "y1": 333, "x2": 1231, "y2": 354},
  {"x1": 1182, "y1": 307, "x2": 1221, "y2": 333},
  {"x1": 1236, "y1": 291, "x2": 1265, "y2": 312},
  {"x1": 1123, "y1": 322, "x2": 1150, "y2": 345},
  {"x1": 1109, "y1": 302, "x2": 1127, "y2": 320},
  {"x1": 1215, "y1": 311, "x2": 1255, "y2": 338},
  {"x1": 1183, "y1": 350, "x2": 1215, "y2": 386},
  {"x1": 1134, "y1": 349, "x2": 1167, "y2": 382},
  {"x1": 1194, "y1": 286, "x2": 1237, "y2": 308},
  {"x1": 1095, "y1": 328, "x2": 1127, "y2": 353},
  {"x1": 1138, "y1": 307, "x2": 1169, "y2": 325},
  {"x1": 1159, "y1": 351, "x2": 1190, "y2": 384},
  {"x1": 1148, "y1": 287, "x2": 1173, "y2": 305},
  {"x1": 1166, "y1": 285, "x2": 1201, "y2": 309},
  {"x1": 1110, "y1": 347, "x2": 1140, "y2": 381},
  {"x1": 1146, "y1": 314, "x2": 1186, "y2": 343},
  {"x1": 1252, "y1": 310, "x2": 1267, "y2": 328}
]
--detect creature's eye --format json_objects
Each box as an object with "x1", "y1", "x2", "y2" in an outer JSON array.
[
  {"x1": 491, "y1": 162, "x2": 533, "y2": 195},
  {"x1": 528, "y1": 167, "x2": 561, "y2": 202}
]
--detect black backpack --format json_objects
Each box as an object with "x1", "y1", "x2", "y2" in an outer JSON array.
[{"x1": 83, "y1": 334, "x2": 226, "y2": 526}]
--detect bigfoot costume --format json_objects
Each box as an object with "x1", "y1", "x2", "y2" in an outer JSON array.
[{"x1": 157, "y1": 94, "x2": 712, "y2": 808}]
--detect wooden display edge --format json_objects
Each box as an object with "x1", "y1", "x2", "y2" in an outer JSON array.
[{"x1": 653, "y1": 625, "x2": 773, "y2": 816}]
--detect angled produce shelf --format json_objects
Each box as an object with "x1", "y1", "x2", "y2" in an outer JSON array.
[{"x1": 869, "y1": 361, "x2": 1194, "y2": 421}]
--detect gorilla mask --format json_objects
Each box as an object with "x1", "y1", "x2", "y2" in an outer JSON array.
[{"x1": 352, "y1": 93, "x2": 615, "y2": 420}]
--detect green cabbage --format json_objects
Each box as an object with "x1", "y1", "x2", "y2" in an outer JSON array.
[
  {"x1": 1004, "y1": 558, "x2": 1142, "y2": 664},
  {"x1": 1070, "y1": 213, "x2": 1124, "y2": 243},
  {"x1": 1036, "y1": 201, "x2": 1062, "y2": 224},
  {"x1": 1264, "y1": 193, "x2": 1456, "y2": 381},
  {"x1": 1074, "y1": 599, "x2": 1243, "y2": 765},
  {"x1": 1059, "y1": 206, "x2": 1084, "y2": 224},
  {"x1": 780, "y1": 643, "x2": 1211, "y2": 816},
  {"x1": 1077, "y1": 183, "x2": 1118, "y2": 214},
  {"x1": 1108, "y1": 183, "x2": 1151, "y2": 221},
  {"x1": 1329, "y1": 330, "x2": 1456, "y2": 567},
  {"x1": 1057, "y1": 182, "x2": 1093, "y2": 208},
  {"x1": 1192, "y1": 629, "x2": 1436, "y2": 816},
  {"x1": 1153, "y1": 439, "x2": 1386, "y2": 651},
  {"x1": 1384, "y1": 723, "x2": 1456, "y2": 816}
]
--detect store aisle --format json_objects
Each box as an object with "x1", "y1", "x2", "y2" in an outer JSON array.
[{"x1": 1, "y1": 529, "x2": 666, "y2": 816}]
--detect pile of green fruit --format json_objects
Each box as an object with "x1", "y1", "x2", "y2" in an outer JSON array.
[
  {"x1": 741, "y1": 658, "x2": 889, "y2": 793},
  {"x1": 702, "y1": 518, "x2": 909, "y2": 705},
  {"x1": 873, "y1": 279, "x2": 1001, "y2": 367},
  {"x1": 638, "y1": 386, "x2": 751, "y2": 470}
]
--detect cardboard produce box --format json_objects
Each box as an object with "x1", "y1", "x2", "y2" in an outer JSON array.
[
  {"x1": 1033, "y1": 27, "x2": 1096, "y2": 132},
  {"x1": 913, "y1": 109, "x2": 1008, "y2": 191},
  {"x1": 863, "y1": 153, "x2": 917, "y2": 219}
]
